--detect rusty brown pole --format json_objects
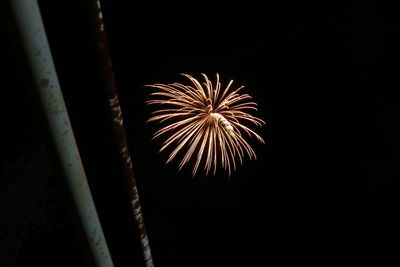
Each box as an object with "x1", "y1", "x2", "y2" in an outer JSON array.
[{"x1": 86, "y1": 1, "x2": 154, "y2": 266}]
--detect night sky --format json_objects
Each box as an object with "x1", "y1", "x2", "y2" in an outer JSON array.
[{"x1": 1, "y1": 0, "x2": 400, "y2": 266}]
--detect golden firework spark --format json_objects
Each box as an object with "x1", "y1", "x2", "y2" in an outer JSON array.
[{"x1": 146, "y1": 73, "x2": 265, "y2": 176}]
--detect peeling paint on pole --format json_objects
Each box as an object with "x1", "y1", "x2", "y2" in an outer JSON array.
[
  {"x1": 8, "y1": 1, "x2": 114, "y2": 266},
  {"x1": 87, "y1": 1, "x2": 154, "y2": 266},
  {"x1": 109, "y1": 95, "x2": 124, "y2": 126}
]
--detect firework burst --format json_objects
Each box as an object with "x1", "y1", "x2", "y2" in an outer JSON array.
[{"x1": 146, "y1": 73, "x2": 265, "y2": 176}]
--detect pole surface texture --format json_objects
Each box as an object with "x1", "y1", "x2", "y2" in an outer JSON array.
[{"x1": 9, "y1": 1, "x2": 114, "y2": 266}]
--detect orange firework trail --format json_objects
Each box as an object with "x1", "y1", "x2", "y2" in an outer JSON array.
[{"x1": 146, "y1": 73, "x2": 265, "y2": 176}]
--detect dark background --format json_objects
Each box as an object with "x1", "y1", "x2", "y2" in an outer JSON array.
[{"x1": 1, "y1": 0, "x2": 400, "y2": 266}]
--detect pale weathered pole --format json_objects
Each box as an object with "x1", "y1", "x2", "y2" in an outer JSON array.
[{"x1": 8, "y1": 1, "x2": 114, "y2": 266}]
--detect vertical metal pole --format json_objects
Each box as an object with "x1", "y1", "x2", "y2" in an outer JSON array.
[
  {"x1": 8, "y1": 1, "x2": 114, "y2": 266},
  {"x1": 87, "y1": 1, "x2": 154, "y2": 266}
]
